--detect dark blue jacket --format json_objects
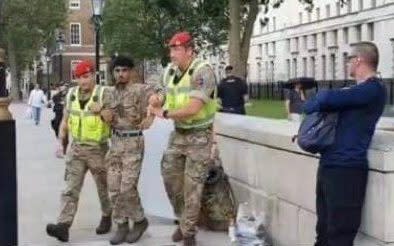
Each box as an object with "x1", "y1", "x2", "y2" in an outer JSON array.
[{"x1": 303, "y1": 77, "x2": 386, "y2": 168}]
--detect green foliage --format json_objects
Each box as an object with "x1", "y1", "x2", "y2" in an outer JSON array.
[
  {"x1": 102, "y1": 0, "x2": 228, "y2": 66},
  {"x1": 1, "y1": 0, "x2": 67, "y2": 69}
]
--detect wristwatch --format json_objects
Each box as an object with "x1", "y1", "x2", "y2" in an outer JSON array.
[{"x1": 162, "y1": 110, "x2": 169, "y2": 119}]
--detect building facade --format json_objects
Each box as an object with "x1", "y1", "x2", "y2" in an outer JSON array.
[
  {"x1": 212, "y1": 0, "x2": 394, "y2": 83},
  {"x1": 51, "y1": 0, "x2": 107, "y2": 84}
]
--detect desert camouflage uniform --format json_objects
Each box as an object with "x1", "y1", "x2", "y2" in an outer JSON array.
[
  {"x1": 57, "y1": 88, "x2": 112, "y2": 225},
  {"x1": 105, "y1": 82, "x2": 154, "y2": 224}
]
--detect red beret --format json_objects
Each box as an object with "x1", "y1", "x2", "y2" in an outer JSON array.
[
  {"x1": 169, "y1": 32, "x2": 193, "y2": 47},
  {"x1": 74, "y1": 60, "x2": 95, "y2": 78}
]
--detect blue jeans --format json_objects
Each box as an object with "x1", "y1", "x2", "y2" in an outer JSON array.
[{"x1": 32, "y1": 107, "x2": 41, "y2": 125}]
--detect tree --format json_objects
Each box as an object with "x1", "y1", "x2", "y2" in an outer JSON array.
[
  {"x1": 0, "y1": 0, "x2": 67, "y2": 99},
  {"x1": 102, "y1": 0, "x2": 228, "y2": 67}
]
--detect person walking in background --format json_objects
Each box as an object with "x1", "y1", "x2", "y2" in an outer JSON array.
[
  {"x1": 28, "y1": 83, "x2": 47, "y2": 125},
  {"x1": 217, "y1": 65, "x2": 248, "y2": 115},
  {"x1": 285, "y1": 79, "x2": 306, "y2": 122},
  {"x1": 303, "y1": 42, "x2": 386, "y2": 246}
]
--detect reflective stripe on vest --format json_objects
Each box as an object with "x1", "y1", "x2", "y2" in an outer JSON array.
[
  {"x1": 67, "y1": 85, "x2": 110, "y2": 145},
  {"x1": 163, "y1": 59, "x2": 218, "y2": 129}
]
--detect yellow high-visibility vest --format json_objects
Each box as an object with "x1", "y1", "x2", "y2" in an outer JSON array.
[
  {"x1": 163, "y1": 59, "x2": 218, "y2": 129},
  {"x1": 66, "y1": 85, "x2": 110, "y2": 145}
]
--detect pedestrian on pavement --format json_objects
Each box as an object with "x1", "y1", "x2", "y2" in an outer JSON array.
[
  {"x1": 102, "y1": 55, "x2": 155, "y2": 245},
  {"x1": 217, "y1": 65, "x2": 248, "y2": 115},
  {"x1": 51, "y1": 83, "x2": 67, "y2": 138},
  {"x1": 148, "y1": 31, "x2": 221, "y2": 246},
  {"x1": 285, "y1": 79, "x2": 306, "y2": 122},
  {"x1": 303, "y1": 41, "x2": 386, "y2": 246},
  {"x1": 46, "y1": 60, "x2": 112, "y2": 242},
  {"x1": 28, "y1": 83, "x2": 47, "y2": 125}
]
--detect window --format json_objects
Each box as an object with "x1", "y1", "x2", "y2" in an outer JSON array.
[
  {"x1": 260, "y1": 21, "x2": 264, "y2": 34},
  {"x1": 257, "y1": 62, "x2": 262, "y2": 81},
  {"x1": 265, "y1": 43, "x2": 269, "y2": 56},
  {"x1": 312, "y1": 34, "x2": 317, "y2": 49},
  {"x1": 316, "y1": 7, "x2": 320, "y2": 20},
  {"x1": 359, "y1": 0, "x2": 364, "y2": 11},
  {"x1": 286, "y1": 59, "x2": 291, "y2": 79},
  {"x1": 69, "y1": 0, "x2": 80, "y2": 9},
  {"x1": 292, "y1": 58, "x2": 298, "y2": 77},
  {"x1": 330, "y1": 54, "x2": 336, "y2": 80},
  {"x1": 336, "y1": 2, "x2": 341, "y2": 16},
  {"x1": 286, "y1": 39, "x2": 291, "y2": 52},
  {"x1": 326, "y1": 4, "x2": 331, "y2": 18},
  {"x1": 265, "y1": 61, "x2": 269, "y2": 81},
  {"x1": 371, "y1": 0, "x2": 377, "y2": 8},
  {"x1": 270, "y1": 61, "x2": 275, "y2": 82},
  {"x1": 273, "y1": 17, "x2": 277, "y2": 31},
  {"x1": 299, "y1": 12, "x2": 303, "y2": 24},
  {"x1": 295, "y1": 37, "x2": 299, "y2": 52},
  {"x1": 303, "y1": 57, "x2": 308, "y2": 76},
  {"x1": 348, "y1": 0, "x2": 352, "y2": 13},
  {"x1": 343, "y1": 27, "x2": 349, "y2": 44},
  {"x1": 333, "y1": 30, "x2": 338, "y2": 46},
  {"x1": 70, "y1": 23, "x2": 81, "y2": 45},
  {"x1": 310, "y1": 56, "x2": 316, "y2": 77},
  {"x1": 343, "y1": 52, "x2": 349, "y2": 80},
  {"x1": 356, "y1": 24, "x2": 362, "y2": 42},
  {"x1": 308, "y1": 11, "x2": 312, "y2": 22},
  {"x1": 272, "y1": 41, "x2": 276, "y2": 55},
  {"x1": 322, "y1": 32, "x2": 327, "y2": 47},
  {"x1": 322, "y1": 55, "x2": 327, "y2": 80},
  {"x1": 71, "y1": 60, "x2": 82, "y2": 81},
  {"x1": 258, "y1": 44, "x2": 263, "y2": 57},
  {"x1": 367, "y1": 23, "x2": 374, "y2": 41},
  {"x1": 303, "y1": 36, "x2": 308, "y2": 50}
]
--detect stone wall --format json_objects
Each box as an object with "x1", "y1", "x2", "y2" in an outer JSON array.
[{"x1": 215, "y1": 113, "x2": 394, "y2": 245}]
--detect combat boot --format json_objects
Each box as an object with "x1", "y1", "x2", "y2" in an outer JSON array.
[
  {"x1": 96, "y1": 215, "x2": 112, "y2": 234},
  {"x1": 183, "y1": 235, "x2": 197, "y2": 246},
  {"x1": 46, "y1": 223, "x2": 70, "y2": 242},
  {"x1": 172, "y1": 226, "x2": 183, "y2": 242},
  {"x1": 109, "y1": 222, "x2": 129, "y2": 245},
  {"x1": 126, "y1": 218, "x2": 149, "y2": 243}
]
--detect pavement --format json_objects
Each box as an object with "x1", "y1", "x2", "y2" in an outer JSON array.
[{"x1": 11, "y1": 103, "x2": 230, "y2": 246}]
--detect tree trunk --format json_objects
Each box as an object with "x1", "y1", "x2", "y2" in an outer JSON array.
[
  {"x1": 240, "y1": 0, "x2": 259, "y2": 80},
  {"x1": 7, "y1": 39, "x2": 18, "y2": 100},
  {"x1": 228, "y1": 0, "x2": 242, "y2": 77},
  {"x1": 228, "y1": 0, "x2": 259, "y2": 80}
]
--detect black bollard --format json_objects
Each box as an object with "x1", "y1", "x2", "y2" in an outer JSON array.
[
  {"x1": 0, "y1": 115, "x2": 18, "y2": 246},
  {"x1": 0, "y1": 47, "x2": 18, "y2": 245}
]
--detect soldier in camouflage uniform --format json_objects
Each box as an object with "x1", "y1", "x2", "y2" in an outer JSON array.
[
  {"x1": 148, "y1": 31, "x2": 234, "y2": 246},
  {"x1": 101, "y1": 56, "x2": 155, "y2": 245},
  {"x1": 46, "y1": 60, "x2": 112, "y2": 242}
]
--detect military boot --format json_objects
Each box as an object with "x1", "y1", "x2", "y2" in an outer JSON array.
[
  {"x1": 46, "y1": 223, "x2": 70, "y2": 242},
  {"x1": 109, "y1": 222, "x2": 129, "y2": 245},
  {"x1": 126, "y1": 218, "x2": 149, "y2": 243},
  {"x1": 96, "y1": 215, "x2": 112, "y2": 234},
  {"x1": 172, "y1": 226, "x2": 183, "y2": 242},
  {"x1": 183, "y1": 235, "x2": 197, "y2": 246}
]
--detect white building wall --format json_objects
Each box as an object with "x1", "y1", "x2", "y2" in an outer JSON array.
[{"x1": 210, "y1": 0, "x2": 394, "y2": 83}]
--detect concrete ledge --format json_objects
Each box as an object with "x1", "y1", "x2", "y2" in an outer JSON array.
[{"x1": 216, "y1": 114, "x2": 394, "y2": 245}]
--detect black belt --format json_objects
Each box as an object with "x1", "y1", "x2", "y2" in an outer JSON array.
[{"x1": 112, "y1": 130, "x2": 142, "y2": 138}]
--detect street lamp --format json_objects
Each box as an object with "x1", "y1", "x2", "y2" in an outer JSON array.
[
  {"x1": 46, "y1": 56, "x2": 51, "y2": 99},
  {"x1": 91, "y1": 0, "x2": 105, "y2": 84},
  {"x1": 56, "y1": 33, "x2": 65, "y2": 82}
]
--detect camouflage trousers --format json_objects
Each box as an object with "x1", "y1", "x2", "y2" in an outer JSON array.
[
  {"x1": 161, "y1": 128, "x2": 214, "y2": 237},
  {"x1": 57, "y1": 143, "x2": 111, "y2": 224},
  {"x1": 106, "y1": 135, "x2": 145, "y2": 224}
]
